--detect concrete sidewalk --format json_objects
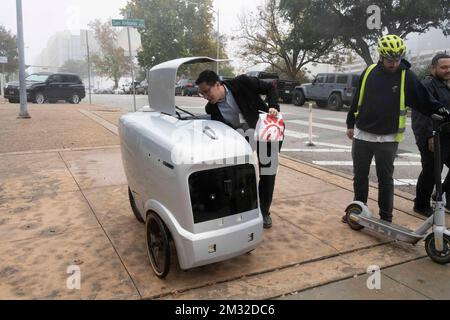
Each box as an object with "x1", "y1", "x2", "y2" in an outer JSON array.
[{"x1": 0, "y1": 103, "x2": 448, "y2": 300}]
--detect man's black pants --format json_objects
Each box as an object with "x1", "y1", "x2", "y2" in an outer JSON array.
[
  {"x1": 257, "y1": 141, "x2": 282, "y2": 217},
  {"x1": 415, "y1": 137, "x2": 450, "y2": 208},
  {"x1": 352, "y1": 139, "x2": 398, "y2": 221}
]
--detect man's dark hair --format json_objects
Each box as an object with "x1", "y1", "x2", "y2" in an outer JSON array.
[
  {"x1": 432, "y1": 53, "x2": 450, "y2": 67},
  {"x1": 195, "y1": 70, "x2": 220, "y2": 86}
]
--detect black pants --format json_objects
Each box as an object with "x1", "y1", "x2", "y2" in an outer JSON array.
[
  {"x1": 257, "y1": 141, "x2": 283, "y2": 217},
  {"x1": 415, "y1": 137, "x2": 450, "y2": 208},
  {"x1": 352, "y1": 139, "x2": 398, "y2": 221}
]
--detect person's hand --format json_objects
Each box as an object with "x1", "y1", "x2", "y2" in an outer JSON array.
[
  {"x1": 347, "y1": 129, "x2": 354, "y2": 140},
  {"x1": 268, "y1": 108, "x2": 279, "y2": 117},
  {"x1": 428, "y1": 137, "x2": 434, "y2": 153},
  {"x1": 438, "y1": 107, "x2": 450, "y2": 119}
]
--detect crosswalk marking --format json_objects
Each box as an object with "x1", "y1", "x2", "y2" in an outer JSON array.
[
  {"x1": 282, "y1": 148, "x2": 351, "y2": 153},
  {"x1": 313, "y1": 161, "x2": 422, "y2": 166},
  {"x1": 284, "y1": 129, "x2": 318, "y2": 139},
  {"x1": 394, "y1": 179, "x2": 418, "y2": 186},
  {"x1": 287, "y1": 120, "x2": 347, "y2": 133},
  {"x1": 320, "y1": 117, "x2": 412, "y2": 126},
  {"x1": 320, "y1": 117, "x2": 346, "y2": 123},
  {"x1": 397, "y1": 153, "x2": 421, "y2": 159},
  {"x1": 314, "y1": 142, "x2": 352, "y2": 149}
]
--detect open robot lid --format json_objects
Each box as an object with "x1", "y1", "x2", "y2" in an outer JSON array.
[{"x1": 147, "y1": 57, "x2": 229, "y2": 115}]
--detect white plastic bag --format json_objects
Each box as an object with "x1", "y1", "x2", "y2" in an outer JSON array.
[{"x1": 254, "y1": 112, "x2": 285, "y2": 142}]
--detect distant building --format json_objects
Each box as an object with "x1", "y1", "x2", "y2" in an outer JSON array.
[
  {"x1": 33, "y1": 28, "x2": 141, "y2": 73},
  {"x1": 34, "y1": 31, "x2": 88, "y2": 72}
]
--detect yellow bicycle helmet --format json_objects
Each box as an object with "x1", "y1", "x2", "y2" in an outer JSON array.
[{"x1": 377, "y1": 34, "x2": 406, "y2": 59}]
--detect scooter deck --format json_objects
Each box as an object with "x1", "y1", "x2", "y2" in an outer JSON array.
[{"x1": 354, "y1": 215, "x2": 424, "y2": 243}]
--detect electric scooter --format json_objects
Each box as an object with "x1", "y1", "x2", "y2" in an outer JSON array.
[{"x1": 344, "y1": 114, "x2": 450, "y2": 264}]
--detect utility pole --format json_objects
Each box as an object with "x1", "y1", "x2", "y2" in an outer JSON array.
[
  {"x1": 85, "y1": 30, "x2": 92, "y2": 104},
  {"x1": 127, "y1": 26, "x2": 136, "y2": 112},
  {"x1": 215, "y1": 9, "x2": 220, "y2": 74},
  {"x1": 1, "y1": 64, "x2": 5, "y2": 99},
  {"x1": 16, "y1": 0, "x2": 30, "y2": 118}
]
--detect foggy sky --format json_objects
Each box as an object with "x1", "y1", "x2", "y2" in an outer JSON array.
[
  {"x1": 0, "y1": 0, "x2": 448, "y2": 73},
  {"x1": 0, "y1": 0, "x2": 263, "y2": 70}
]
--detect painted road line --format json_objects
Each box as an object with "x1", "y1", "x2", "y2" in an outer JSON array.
[
  {"x1": 283, "y1": 128, "x2": 352, "y2": 149},
  {"x1": 282, "y1": 149, "x2": 351, "y2": 153},
  {"x1": 314, "y1": 142, "x2": 352, "y2": 149},
  {"x1": 321, "y1": 117, "x2": 346, "y2": 123},
  {"x1": 320, "y1": 117, "x2": 412, "y2": 126},
  {"x1": 284, "y1": 129, "x2": 318, "y2": 139},
  {"x1": 287, "y1": 120, "x2": 347, "y2": 132},
  {"x1": 394, "y1": 179, "x2": 418, "y2": 186},
  {"x1": 397, "y1": 153, "x2": 421, "y2": 159},
  {"x1": 313, "y1": 161, "x2": 422, "y2": 166}
]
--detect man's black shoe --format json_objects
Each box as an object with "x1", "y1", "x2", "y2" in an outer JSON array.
[
  {"x1": 413, "y1": 206, "x2": 433, "y2": 217},
  {"x1": 380, "y1": 216, "x2": 393, "y2": 223},
  {"x1": 263, "y1": 215, "x2": 272, "y2": 229}
]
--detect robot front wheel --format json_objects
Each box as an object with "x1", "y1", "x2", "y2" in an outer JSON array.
[
  {"x1": 425, "y1": 233, "x2": 450, "y2": 265},
  {"x1": 145, "y1": 211, "x2": 171, "y2": 278},
  {"x1": 345, "y1": 204, "x2": 365, "y2": 231}
]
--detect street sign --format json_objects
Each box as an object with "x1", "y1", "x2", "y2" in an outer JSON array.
[
  {"x1": 112, "y1": 19, "x2": 144, "y2": 28},
  {"x1": 0, "y1": 56, "x2": 7, "y2": 64}
]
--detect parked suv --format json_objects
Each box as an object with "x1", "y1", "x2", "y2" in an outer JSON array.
[
  {"x1": 292, "y1": 73, "x2": 360, "y2": 111},
  {"x1": 4, "y1": 72, "x2": 86, "y2": 104},
  {"x1": 246, "y1": 71, "x2": 300, "y2": 104}
]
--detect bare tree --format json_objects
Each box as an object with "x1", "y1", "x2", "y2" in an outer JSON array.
[{"x1": 238, "y1": 0, "x2": 342, "y2": 80}]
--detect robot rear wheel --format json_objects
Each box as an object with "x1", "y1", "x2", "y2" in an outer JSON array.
[{"x1": 146, "y1": 211, "x2": 171, "y2": 278}]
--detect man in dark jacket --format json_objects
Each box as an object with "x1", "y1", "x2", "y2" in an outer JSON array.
[
  {"x1": 344, "y1": 35, "x2": 449, "y2": 223},
  {"x1": 412, "y1": 53, "x2": 450, "y2": 216},
  {"x1": 195, "y1": 70, "x2": 282, "y2": 229}
]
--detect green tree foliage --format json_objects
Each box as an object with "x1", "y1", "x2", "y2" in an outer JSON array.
[
  {"x1": 0, "y1": 26, "x2": 18, "y2": 75},
  {"x1": 89, "y1": 20, "x2": 131, "y2": 89},
  {"x1": 279, "y1": 0, "x2": 450, "y2": 65},
  {"x1": 59, "y1": 59, "x2": 88, "y2": 79},
  {"x1": 238, "y1": 0, "x2": 341, "y2": 80},
  {"x1": 123, "y1": 0, "x2": 234, "y2": 78}
]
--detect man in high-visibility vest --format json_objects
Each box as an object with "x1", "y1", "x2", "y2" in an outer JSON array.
[{"x1": 344, "y1": 35, "x2": 449, "y2": 223}]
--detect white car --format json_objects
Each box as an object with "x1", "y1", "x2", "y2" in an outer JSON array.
[{"x1": 113, "y1": 87, "x2": 124, "y2": 95}]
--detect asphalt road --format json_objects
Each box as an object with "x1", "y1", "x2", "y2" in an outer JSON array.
[{"x1": 88, "y1": 93, "x2": 447, "y2": 200}]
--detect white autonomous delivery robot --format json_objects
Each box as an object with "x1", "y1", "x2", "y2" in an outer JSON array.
[{"x1": 119, "y1": 57, "x2": 263, "y2": 278}]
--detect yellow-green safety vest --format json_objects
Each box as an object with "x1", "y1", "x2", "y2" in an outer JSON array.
[{"x1": 354, "y1": 64, "x2": 407, "y2": 142}]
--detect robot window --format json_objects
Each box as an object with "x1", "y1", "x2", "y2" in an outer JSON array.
[{"x1": 189, "y1": 164, "x2": 258, "y2": 224}]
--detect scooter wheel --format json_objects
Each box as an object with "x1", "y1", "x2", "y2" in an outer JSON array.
[
  {"x1": 146, "y1": 212, "x2": 171, "y2": 278},
  {"x1": 425, "y1": 233, "x2": 450, "y2": 264},
  {"x1": 345, "y1": 204, "x2": 365, "y2": 231}
]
